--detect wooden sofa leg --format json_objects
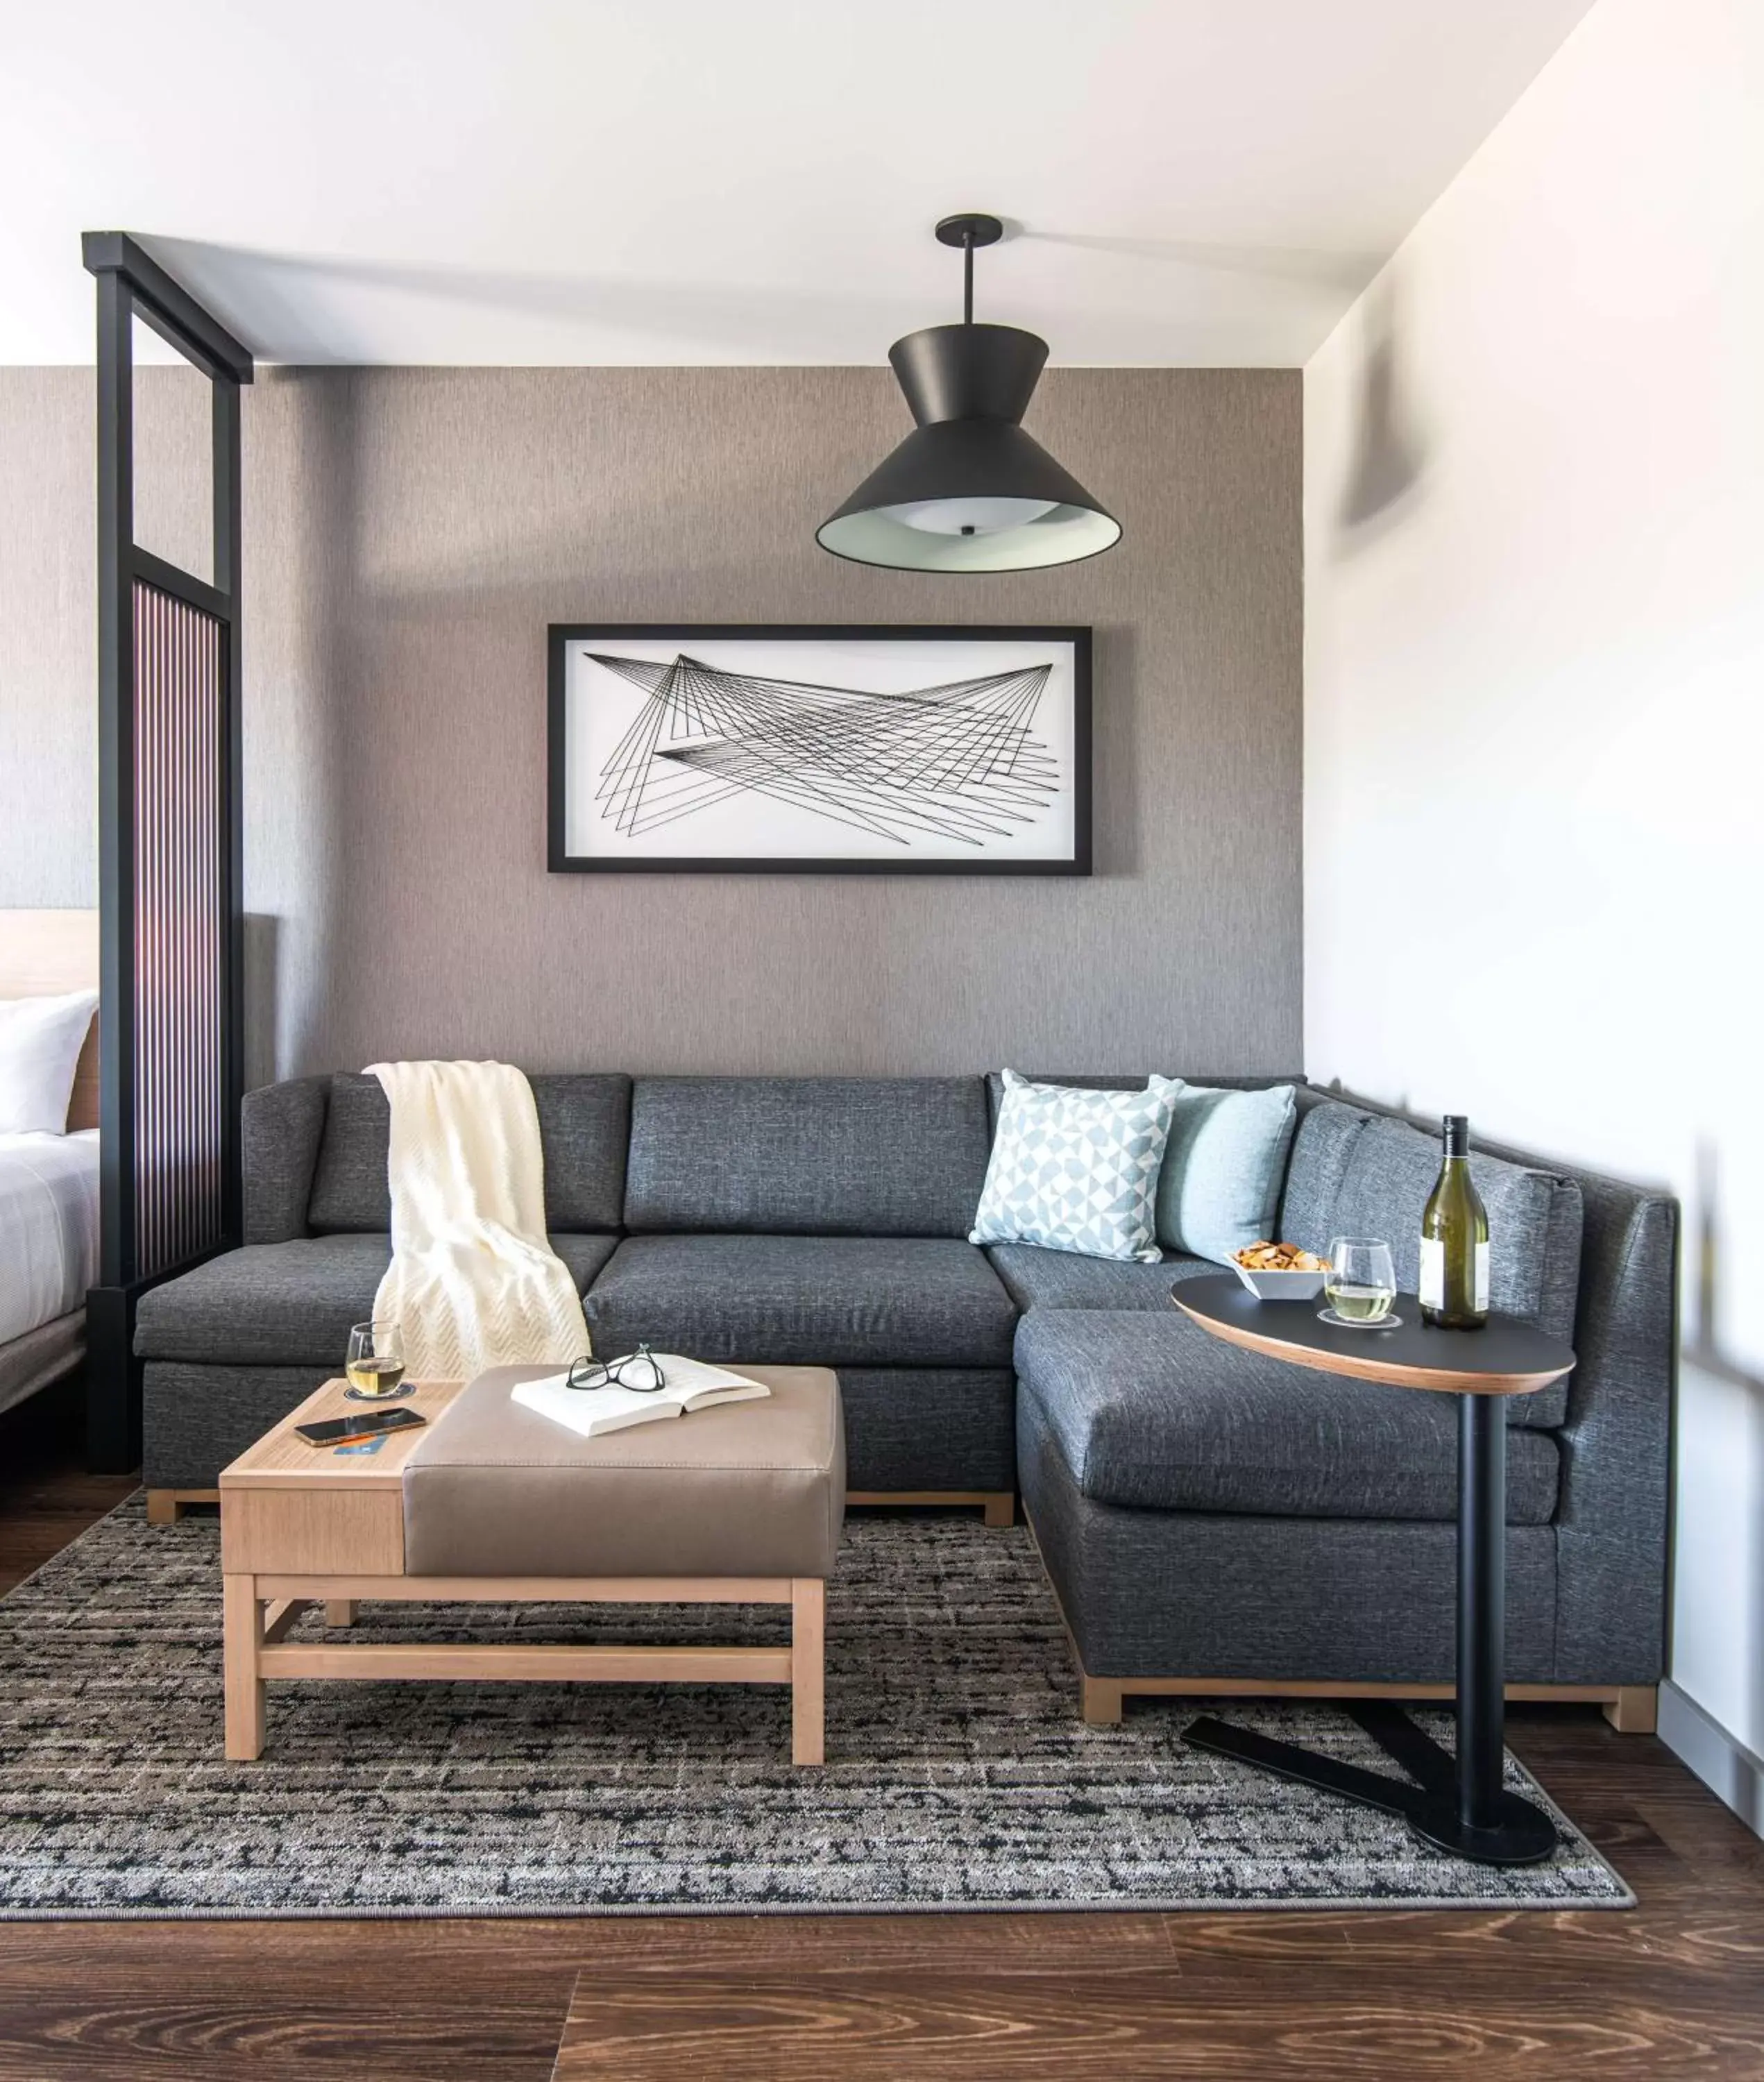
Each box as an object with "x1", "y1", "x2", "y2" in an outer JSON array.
[
  {"x1": 1082, "y1": 1677, "x2": 1124, "y2": 1727},
  {"x1": 146, "y1": 1487, "x2": 221, "y2": 1525},
  {"x1": 1603, "y1": 1686, "x2": 1659, "y2": 1734},
  {"x1": 983, "y1": 1493, "x2": 1015, "y2": 1530},
  {"x1": 325, "y1": 1600, "x2": 357, "y2": 1628}
]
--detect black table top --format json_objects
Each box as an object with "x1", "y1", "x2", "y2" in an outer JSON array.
[{"x1": 1173, "y1": 1273, "x2": 1577, "y2": 1398}]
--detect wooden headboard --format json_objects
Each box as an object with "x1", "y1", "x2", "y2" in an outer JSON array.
[{"x1": 0, "y1": 909, "x2": 101, "y2": 1131}]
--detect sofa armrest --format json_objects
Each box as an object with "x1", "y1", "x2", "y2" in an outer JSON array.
[
  {"x1": 1552, "y1": 1182, "x2": 1677, "y2": 1683},
  {"x1": 241, "y1": 1076, "x2": 329, "y2": 1243}
]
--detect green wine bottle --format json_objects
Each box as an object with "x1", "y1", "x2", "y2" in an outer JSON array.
[{"x1": 1420, "y1": 1115, "x2": 1489, "y2": 1329}]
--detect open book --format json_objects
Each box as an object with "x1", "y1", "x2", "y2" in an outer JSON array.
[{"x1": 511, "y1": 1354, "x2": 771, "y2": 1439}]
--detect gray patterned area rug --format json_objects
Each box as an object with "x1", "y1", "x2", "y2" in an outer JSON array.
[{"x1": 0, "y1": 1499, "x2": 1629, "y2": 1918}]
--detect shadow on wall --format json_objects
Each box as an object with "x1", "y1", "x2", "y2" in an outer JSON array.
[
  {"x1": 1333, "y1": 274, "x2": 1427, "y2": 550},
  {"x1": 245, "y1": 367, "x2": 359, "y2": 1076},
  {"x1": 152, "y1": 232, "x2": 1371, "y2": 366},
  {"x1": 1025, "y1": 225, "x2": 1382, "y2": 293},
  {"x1": 149, "y1": 238, "x2": 921, "y2": 364},
  {"x1": 1688, "y1": 1140, "x2": 1764, "y2": 1392},
  {"x1": 242, "y1": 913, "x2": 278, "y2": 1094}
]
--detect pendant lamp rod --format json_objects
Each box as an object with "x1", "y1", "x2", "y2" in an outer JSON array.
[{"x1": 936, "y1": 212, "x2": 1002, "y2": 331}]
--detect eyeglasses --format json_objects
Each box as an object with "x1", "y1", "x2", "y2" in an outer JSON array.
[{"x1": 565, "y1": 1344, "x2": 665, "y2": 1394}]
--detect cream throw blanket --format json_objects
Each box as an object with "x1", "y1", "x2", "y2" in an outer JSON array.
[{"x1": 367, "y1": 1059, "x2": 590, "y2": 1382}]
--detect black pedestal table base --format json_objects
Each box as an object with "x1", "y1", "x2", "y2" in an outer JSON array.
[
  {"x1": 1178, "y1": 1369, "x2": 1565, "y2": 1869},
  {"x1": 1185, "y1": 1700, "x2": 1559, "y2": 1867}
]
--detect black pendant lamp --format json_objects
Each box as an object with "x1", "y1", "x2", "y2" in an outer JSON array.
[{"x1": 817, "y1": 214, "x2": 1121, "y2": 573}]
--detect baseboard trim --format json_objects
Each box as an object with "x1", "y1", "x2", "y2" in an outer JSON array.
[{"x1": 1658, "y1": 1679, "x2": 1764, "y2": 1840}]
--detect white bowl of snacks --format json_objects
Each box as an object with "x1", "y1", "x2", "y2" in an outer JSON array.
[{"x1": 1232, "y1": 1241, "x2": 1330, "y2": 1301}]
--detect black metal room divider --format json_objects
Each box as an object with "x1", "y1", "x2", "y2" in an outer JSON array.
[{"x1": 82, "y1": 234, "x2": 254, "y2": 1471}]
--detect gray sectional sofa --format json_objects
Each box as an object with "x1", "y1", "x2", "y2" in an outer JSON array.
[{"x1": 135, "y1": 1071, "x2": 1675, "y2": 1721}]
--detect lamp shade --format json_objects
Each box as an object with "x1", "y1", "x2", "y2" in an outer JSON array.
[{"x1": 817, "y1": 322, "x2": 1121, "y2": 573}]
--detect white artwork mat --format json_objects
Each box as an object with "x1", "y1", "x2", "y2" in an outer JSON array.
[{"x1": 557, "y1": 632, "x2": 1083, "y2": 865}]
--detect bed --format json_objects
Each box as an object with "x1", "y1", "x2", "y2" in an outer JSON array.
[{"x1": 0, "y1": 910, "x2": 100, "y2": 1416}]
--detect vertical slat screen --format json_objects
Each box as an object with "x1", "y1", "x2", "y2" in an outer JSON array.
[{"x1": 132, "y1": 579, "x2": 226, "y2": 1279}]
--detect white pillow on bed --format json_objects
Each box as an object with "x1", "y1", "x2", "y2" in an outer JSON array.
[{"x1": 0, "y1": 990, "x2": 98, "y2": 1135}]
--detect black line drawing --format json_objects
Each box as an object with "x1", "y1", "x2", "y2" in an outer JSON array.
[{"x1": 585, "y1": 650, "x2": 1059, "y2": 849}]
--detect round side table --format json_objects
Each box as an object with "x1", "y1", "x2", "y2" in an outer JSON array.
[{"x1": 1173, "y1": 1273, "x2": 1577, "y2": 1866}]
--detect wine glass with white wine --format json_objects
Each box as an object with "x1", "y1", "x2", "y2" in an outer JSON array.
[
  {"x1": 346, "y1": 1319, "x2": 407, "y2": 1398},
  {"x1": 1321, "y1": 1239, "x2": 1398, "y2": 1328}
]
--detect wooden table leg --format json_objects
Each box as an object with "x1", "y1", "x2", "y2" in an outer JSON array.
[
  {"x1": 791, "y1": 1577, "x2": 825, "y2": 1766},
  {"x1": 223, "y1": 1573, "x2": 266, "y2": 1761},
  {"x1": 325, "y1": 1600, "x2": 357, "y2": 1627}
]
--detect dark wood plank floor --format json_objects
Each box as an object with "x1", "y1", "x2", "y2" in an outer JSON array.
[
  {"x1": 0, "y1": 1369, "x2": 135, "y2": 1598},
  {"x1": 1, "y1": 1377, "x2": 1760, "y2": 2081}
]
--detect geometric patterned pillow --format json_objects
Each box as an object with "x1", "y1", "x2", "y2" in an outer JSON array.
[{"x1": 969, "y1": 1071, "x2": 1178, "y2": 1263}]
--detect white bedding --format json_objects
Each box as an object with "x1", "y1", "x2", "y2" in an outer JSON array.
[{"x1": 0, "y1": 1129, "x2": 99, "y2": 1348}]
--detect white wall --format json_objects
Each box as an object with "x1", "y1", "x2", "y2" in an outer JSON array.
[{"x1": 1305, "y1": 0, "x2": 1764, "y2": 1804}]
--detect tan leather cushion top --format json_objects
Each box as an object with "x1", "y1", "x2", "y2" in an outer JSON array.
[{"x1": 401, "y1": 1364, "x2": 844, "y2": 1580}]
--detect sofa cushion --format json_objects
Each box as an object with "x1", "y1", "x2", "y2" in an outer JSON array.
[
  {"x1": 1014, "y1": 1310, "x2": 1561, "y2": 1524},
  {"x1": 307, "y1": 1073, "x2": 631, "y2": 1233},
  {"x1": 969, "y1": 1072, "x2": 1176, "y2": 1262},
  {"x1": 134, "y1": 1233, "x2": 618, "y2": 1365},
  {"x1": 986, "y1": 1242, "x2": 1214, "y2": 1311},
  {"x1": 1153, "y1": 1080, "x2": 1298, "y2": 1263},
  {"x1": 622, "y1": 1076, "x2": 991, "y2": 1237},
  {"x1": 583, "y1": 1234, "x2": 1017, "y2": 1368},
  {"x1": 1276, "y1": 1097, "x2": 1375, "y2": 1255},
  {"x1": 241, "y1": 1076, "x2": 328, "y2": 1243},
  {"x1": 985, "y1": 1071, "x2": 1300, "y2": 1133}
]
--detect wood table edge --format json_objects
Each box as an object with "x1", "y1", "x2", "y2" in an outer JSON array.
[
  {"x1": 1173, "y1": 1297, "x2": 1572, "y2": 1398},
  {"x1": 219, "y1": 1377, "x2": 465, "y2": 1488}
]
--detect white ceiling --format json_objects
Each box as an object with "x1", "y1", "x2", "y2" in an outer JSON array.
[{"x1": 1, "y1": 0, "x2": 1594, "y2": 369}]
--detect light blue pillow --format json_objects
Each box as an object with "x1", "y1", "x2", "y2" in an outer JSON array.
[
  {"x1": 971, "y1": 1072, "x2": 1176, "y2": 1263},
  {"x1": 1153, "y1": 1081, "x2": 1298, "y2": 1264}
]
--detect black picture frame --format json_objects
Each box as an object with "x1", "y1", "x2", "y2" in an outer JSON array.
[{"x1": 546, "y1": 623, "x2": 1092, "y2": 876}]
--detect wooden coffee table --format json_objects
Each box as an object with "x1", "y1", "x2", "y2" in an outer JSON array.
[{"x1": 218, "y1": 1371, "x2": 838, "y2": 1767}]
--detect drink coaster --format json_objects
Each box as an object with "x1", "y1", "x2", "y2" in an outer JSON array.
[
  {"x1": 344, "y1": 1380, "x2": 418, "y2": 1403},
  {"x1": 1315, "y1": 1307, "x2": 1404, "y2": 1331}
]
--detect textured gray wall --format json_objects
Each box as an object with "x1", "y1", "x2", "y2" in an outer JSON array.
[{"x1": 1, "y1": 364, "x2": 1301, "y2": 1078}]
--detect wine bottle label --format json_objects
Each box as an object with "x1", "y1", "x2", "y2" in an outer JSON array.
[{"x1": 1419, "y1": 1238, "x2": 1490, "y2": 1312}]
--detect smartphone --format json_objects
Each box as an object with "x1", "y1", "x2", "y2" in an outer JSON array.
[{"x1": 296, "y1": 1407, "x2": 428, "y2": 1448}]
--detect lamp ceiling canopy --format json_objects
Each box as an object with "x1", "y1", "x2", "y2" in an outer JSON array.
[{"x1": 817, "y1": 215, "x2": 1121, "y2": 574}]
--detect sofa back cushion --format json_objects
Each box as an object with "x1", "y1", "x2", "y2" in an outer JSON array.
[
  {"x1": 985, "y1": 1070, "x2": 1298, "y2": 1132},
  {"x1": 624, "y1": 1076, "x2": 991, "y2": 1237},
  {"x1": 307, "y1": 1072, "x2": 631, "y2": 1233},
  {"x1": 1153, "y1": 1081, "x2": 1298, "y2": 1263},
  {"x1": 241, "y1": 1076, "x2": 329, "y2": 1242},
  {"x1": 1277, "y1": 1097, "x2": 1375, "y2": 1255}
]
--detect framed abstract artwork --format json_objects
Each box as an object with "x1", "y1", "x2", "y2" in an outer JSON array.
[{"x1": 547, "y1": 624, "x2": 1091, "y2": 874}]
